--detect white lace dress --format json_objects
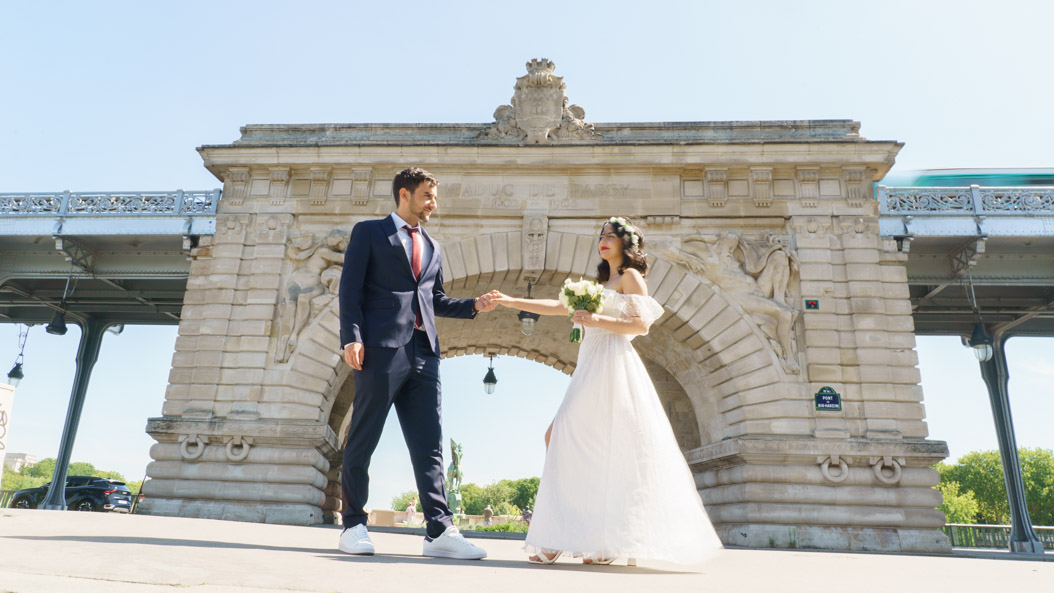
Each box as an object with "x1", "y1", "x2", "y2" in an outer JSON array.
[{"x1": 524, "y1": 290, "x2": 723, "y2": 564}]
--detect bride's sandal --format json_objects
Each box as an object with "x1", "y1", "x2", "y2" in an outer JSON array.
[
  {"x1": 582, "y1": 553, "x2": 616, "y2": 565},
  {"x1": 528, "y1": 549, "x2": 561, "y2": 565}
]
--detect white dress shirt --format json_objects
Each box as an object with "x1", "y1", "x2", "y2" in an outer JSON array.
[{"x1": 390, "y1": 212, "x2": 433, "y2": 273}]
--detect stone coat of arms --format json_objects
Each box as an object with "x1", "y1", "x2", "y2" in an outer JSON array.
[{"x1": 479, "y1": 59, "x2": 600, "y2": 144}]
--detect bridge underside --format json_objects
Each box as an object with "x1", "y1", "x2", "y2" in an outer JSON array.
[
  {"x1": 878, "y1": 185, "x2": 1054, "y2": 338},
  {"x1": 904, "y1": 234, "x2": 1054, "y2": 337},
  {"x1": 0, "y1": 233, "x2": 192, "y2": 325}
]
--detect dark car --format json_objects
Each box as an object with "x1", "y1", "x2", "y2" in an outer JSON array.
[{"x1": 10, "y1": 476, "x2": 134, "y2": 513}]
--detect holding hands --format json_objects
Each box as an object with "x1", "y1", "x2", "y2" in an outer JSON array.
[{"x1": 474, "y1": 290, "x2": 503, "y2": 313}]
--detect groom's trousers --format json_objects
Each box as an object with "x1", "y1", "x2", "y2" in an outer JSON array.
[{"x1": 341, "y1": 329, "x2": 453, "y2": 538}]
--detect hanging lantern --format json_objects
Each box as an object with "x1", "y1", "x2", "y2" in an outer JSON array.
[{"x1": 483, "y1": 355, "x2": 498, "y2": 395}]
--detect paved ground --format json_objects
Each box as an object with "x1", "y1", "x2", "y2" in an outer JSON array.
[{"x1": 1, "y1": 509, "x2": 1051, "y2": 593}]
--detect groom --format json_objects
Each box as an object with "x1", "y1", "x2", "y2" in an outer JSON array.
[{"x1": 338, "y1": 167, "x2": 496, "y2": 559}]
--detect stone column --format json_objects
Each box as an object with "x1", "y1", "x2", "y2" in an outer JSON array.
[
  {"x1": 142, "y1": 211, "x2": 338, "y2": 525},
  {"x1": 684, "y1": 201, "x2": 949, "y2": 553}
]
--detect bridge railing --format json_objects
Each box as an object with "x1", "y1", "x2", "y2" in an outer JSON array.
[
  {"x1": 0, "y1": 190, "x2": 221, "y2": 217},
  {"x1": 878, "y1": 185, "x2": 1054, "y2": 216},
  {"x1": 942, "y1": 523, "x2": 1054, "y2": 550}
]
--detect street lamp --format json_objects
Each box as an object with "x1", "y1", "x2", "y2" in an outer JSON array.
[
  {"x1": 45, "y1": 308, "x2": 67, "y2": 335},
  {"x1": 46, "y1": 275, "x2": 74, "y2": 336},
  {"x1": 967, "y1": 321, "x2": 994, "y2": 362},
  {"x1": 518, "y1": 281, "x2": 541, "y2": 336},
  {"x1": 6, "y1": 324, "x2": 28, "y2": 387},
  {"x1": 483, "y1": 355, "x2": 497, "y2": 395},
  {"x1": 962, "y1": 272, "x2": 994, "y2": 362},
  {"x1": 6, "y1": 362, "x2": 23, "y2": 387}
]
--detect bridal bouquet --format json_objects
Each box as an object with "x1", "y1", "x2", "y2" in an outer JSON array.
[{"x1": 559, "y1": 278, "x2": 605, "y2": 343}]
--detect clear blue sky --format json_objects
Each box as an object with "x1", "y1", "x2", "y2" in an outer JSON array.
[{"x1": 1, "y1": 1, "x2": 1052, "y2": 509}]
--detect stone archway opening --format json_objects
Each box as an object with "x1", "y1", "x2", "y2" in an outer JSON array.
[{"x1": 314, "y1": 265, "x2": 708, "y2": 523}]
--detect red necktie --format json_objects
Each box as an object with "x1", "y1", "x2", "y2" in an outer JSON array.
[{"x1": 404, "y1": 225, "x2": 423, "y2": 329}]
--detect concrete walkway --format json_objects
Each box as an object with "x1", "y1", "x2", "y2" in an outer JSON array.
[{"x1": 0, "y1": 509, "x2": 1050, "y2": 593}]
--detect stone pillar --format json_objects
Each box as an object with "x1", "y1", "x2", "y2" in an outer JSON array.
[
  {"x1": 142, "y1": 210, "x2": 338, "y2": 525},
  {"x1": 684, "y1": 199, "x2": 949, "y2": 554}
]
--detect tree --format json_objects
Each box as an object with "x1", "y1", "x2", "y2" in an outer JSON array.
[
  {"x1": 460, "y1": 483, "x2": 485, "y2": 515},
  {"x1": 458, "y1": 478, "x2": 539, "y2": 516},
  {"x1": 935, "y1": 480, "x2": 979, "y2": 524},
  {"x1": 21, "y1": 458, "x2": 56, "y2": 479},
  {"x1": 508, "y1": 477, "x2": 540, "y2": 511},
  {"x1": 936, "y1": 448, "x2": 1054, "y2": 525},
  {"x1": 390, "y1": 489, "x2": 420, "y2": 512}
]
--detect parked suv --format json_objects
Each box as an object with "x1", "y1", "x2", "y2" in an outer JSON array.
[{"x1": 10, "y1": 476, "x2": 134, "y2": 513}]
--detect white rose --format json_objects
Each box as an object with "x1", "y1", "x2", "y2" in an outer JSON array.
[
  {"x1": 574, "y1": 285, "x2": 586, "y2": 296},
  {"x1": 558, "y1": 292, "x2": 569, "y2": 307}
]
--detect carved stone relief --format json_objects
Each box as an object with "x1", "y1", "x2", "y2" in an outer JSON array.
[
  {"x1": 521, "y1": 214, "x2": 548, "y2": 284},
  {"x1": 224, "y1": 167, "x2": 250, "y2": 206},
  {"x1": 658, "y1": 232, "x2": 801, "y2": 373},
  {"x1": 478, "y1": 59, "x2": 600, "y2": 144},
  {"x1": 275, "y1": 229, "x2": 349, "y2": 363},
  {"x1": 309, "y1": 168, "x2": 330, "y2": 206},
  {"x1": 269, "y1": 168, "x2": 290, "y2": 206}
]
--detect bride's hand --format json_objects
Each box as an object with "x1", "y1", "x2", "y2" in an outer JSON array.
[
  {"x1": 490, "y1": 291, "x2": 513, "y2": 308},
  {"x1": 571, "y1": 309, "x2": 600, "y2": 327}
]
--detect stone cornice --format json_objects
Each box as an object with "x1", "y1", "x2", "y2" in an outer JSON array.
[
  {"x1": 198, "y1": 143, "x2": 903, "y2": 180},
  {"x1": 687, "y1": 436, "x2": 950, "y2": 472},
  {"x1": 207, "y1": 119, "x2": 880, "y2": 148}
]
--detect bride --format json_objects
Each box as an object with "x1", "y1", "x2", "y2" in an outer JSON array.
[{"x1": 494, "y1": 217, "x2": 723, "y2": 566}]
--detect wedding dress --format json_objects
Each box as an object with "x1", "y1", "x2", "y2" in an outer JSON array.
[{"x1": 525, "y1": 289, "x2": 723, "y2": 564}]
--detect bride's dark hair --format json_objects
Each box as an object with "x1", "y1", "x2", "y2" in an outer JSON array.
[{"x1": 596, "y1": 217, "x2": 648, "y2": 283}]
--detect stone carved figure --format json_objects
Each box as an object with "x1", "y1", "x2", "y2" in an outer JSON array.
[
  {"x1": 666, "y1": 232, "x2": 801, "y2": 374},
  {"x1": 276, "y1": 230, "x2": 349, "y2": 363},
  {"x1": 738, "y1": 233, "x2": 800, "y2": 307},
  {"x1": 552, "y1": 103, "x2": 598, "y2": 141},
  {"x1": 479, "y1": 105, "x2": 526, "y2": 142},
  {"x1": 478, "y1": 58, "x2": 600, "y2": 144},
  {"x1": 522, "y1": 215, "x2": 548, "y2": 282},
  {"x1": 446, "y1": 439, "x2": 464, "y2": 517}
]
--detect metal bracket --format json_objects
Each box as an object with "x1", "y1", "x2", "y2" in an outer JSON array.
[
  {"x1": 181, "y1": 218, "x2": 199, "y2": 259},
  {"x1": 949, "y1": 236, "x2": 987, "y2": 278},
  {"x1": 52, "y1": 231, "x2": 96, "y2": 273}
]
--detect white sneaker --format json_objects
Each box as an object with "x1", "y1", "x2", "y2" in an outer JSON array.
[
  {"x1": 422, "y1": 526, "x2": 487, "y2": 560},
  {"x1": 338, "y1": 524, "x2": 375, "y2": 555}
]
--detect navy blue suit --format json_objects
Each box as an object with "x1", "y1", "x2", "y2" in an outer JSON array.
[{"x1": 338, "y1": 215, "x2": 477, "y2": 536}]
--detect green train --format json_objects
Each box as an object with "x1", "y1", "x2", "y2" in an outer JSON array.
[{"x1": 880, "y1": 168, "x2": 1054, "y2": 187}]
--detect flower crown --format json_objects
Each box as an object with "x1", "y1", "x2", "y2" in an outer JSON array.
[{"x1": 608, "y1": 217, "x2": 640, "y2": 248}]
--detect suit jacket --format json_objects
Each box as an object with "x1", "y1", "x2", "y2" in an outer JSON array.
[{"x1": 339, "y1": 216, "x2": 477, "y2": 358}]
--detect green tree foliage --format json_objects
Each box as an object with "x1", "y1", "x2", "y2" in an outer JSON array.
[
  {"x1": 936, "y1": 448, "x2": 1054, "y2": 525},
  {"x1": 509, "y1": 477, "x2": 540, "y2": 511},
  {"x1": 21, "y1": 458, "x2": 57, "y2": 479},
  {"x1": 458, "y1": 478, "x2": 538, "y2": 516},
  {"x1": 459, "y1": 483, "x2": 485, "y2": 515},
  {"x1": 935, "y1": 480, "x2": 979, "y2": 524},
  {"x1": 390, "y1": 489, "x2": 421, "y2": 512}
]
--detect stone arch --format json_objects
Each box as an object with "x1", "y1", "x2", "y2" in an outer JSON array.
[{"x1": 283, "y1": 229, "x2": 799, "y2": 468}]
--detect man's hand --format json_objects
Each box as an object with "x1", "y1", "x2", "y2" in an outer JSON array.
[
  {"x1": 343, "y1": 342, "x2": 364, "y2": 370},
  {"x1": 473, "y1": 290, "x2": 501, "y2": 313}
]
